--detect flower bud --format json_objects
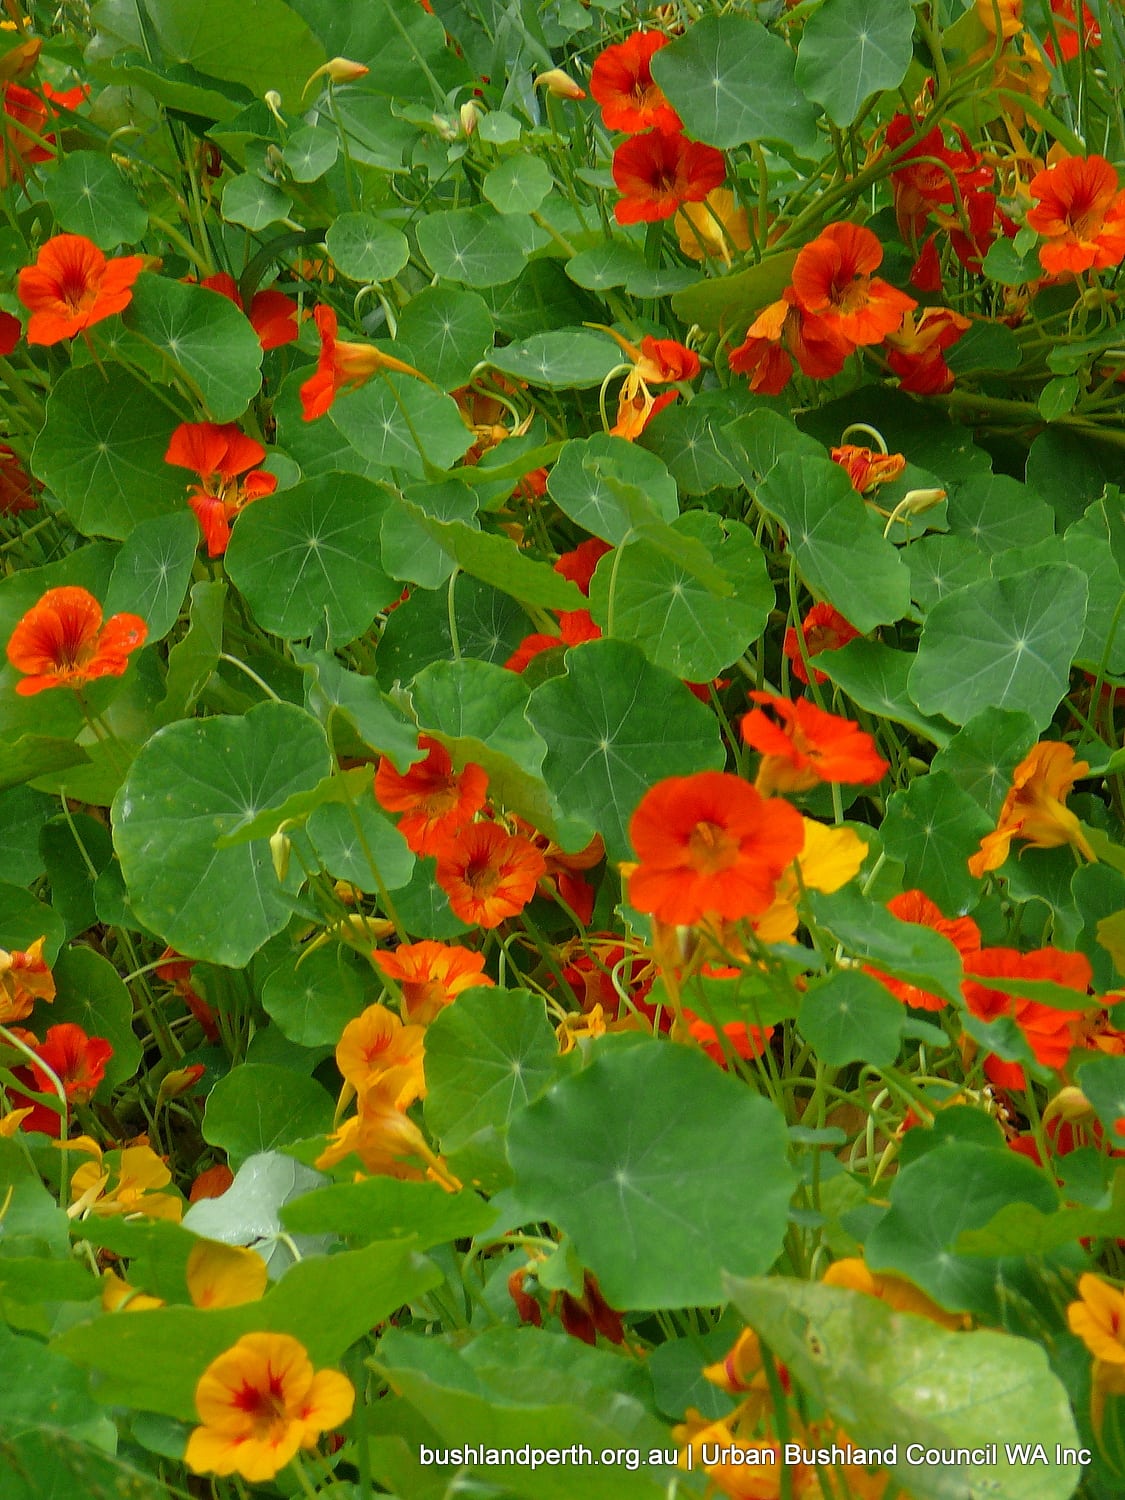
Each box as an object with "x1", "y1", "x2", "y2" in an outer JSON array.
[
  {"x1": 459, "y1": 99, "x2": 481, "y2": 136},
  {"x1": 534, "y1": 68, "x2": 586, "y2": 101},
  {"x1": 269, "y1": 829, "x2": 291, "y2": 882},
  {"x1": 264, "y1": 91, "x2": 286, "y2": 127},
  {"x1": 302, "y1": 57, "x2": 370, "y2": 98}
]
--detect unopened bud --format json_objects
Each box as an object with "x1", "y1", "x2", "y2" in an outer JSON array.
[
  {"x1": 459, "y1": 99, "x2": 481, "y2": 136},
  {"x1": 156, "y1": 1064, "x2": 206, "y2": 1108},
  {"x1": 302, "y1": 57, "x2": 370, "y2": 98},
  {"x1": 534, "y1": 68, "x2": 586, "y2": 101},
  {"x1": 264, "y1": 91, "x2": 286, "y2": 127},
  {"x1": 269, "y1": 829, "x2": 291, "y2": 882},
  {"x1": 899, "y1": 487, "x2": 946, "y2": 514}
]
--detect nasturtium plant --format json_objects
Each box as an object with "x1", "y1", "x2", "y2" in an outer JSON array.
[{"x1": 4, "y1": 1, "x2": 1125, "y2": 1495}]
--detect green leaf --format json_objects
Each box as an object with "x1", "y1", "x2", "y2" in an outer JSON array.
[
  {"x1": 327, "y1": 373, "x2": 474, "y2": 474},
  {"x1": 260, "y1": 945, "x2": 373, "y2": 1046},
  {"x1": 0, "y1": 1324, "x2": 108, "y2": 1439},
  {"x1": 424, "y1": 988, "x2": 558, "y2": 1154},
  {"x1": 49, "y1": 945, "x2": 142, "y2": 1093},
  {"x1": 31, "y1": 366, "x2": 186, "y2": 540},
  {"x1": 818, "y1": 640, "x2": 953, "y2": 747},
  {"x1": 483, "y1": 155, "x2": 553, "y2": 215},
  {"x1": 417, "y1": 207, "x2": 546, "y2": 287},
  {"x1": 638, "y1": 392, "x2": 743, "y2": 495},
  {"x1": 0, "y1": 1425, "x2": 174, "y2": 1499},
  {"x1": 673, "y1": 250, "x2": 799, "y2": 334},
  {"x1": 395, "y1": 287, "x2": 495, "y2": 390},
  {"x1": 112, "y1": 701, "x2": 331, "y2": 965},
  {"x1": 43, "y1": 151, "x2": 147, "y2": 248},
  {"x1": 880, "y1": 770, "x2": 993, "y2": 914},
  {"x1": 144, "y1": 0, "x2": 327, "y2": 108},
  {"x1": 929, "y1": 707, "x2": 1038, "y2": 816},
  {"x1": 0, "y1": 738, "x2": 89, "y2": 795},
  {"x1": 381, "y1": 481, "x2": 479, "y2": 588},
  {"x1": 40, "y1": 812, "x2": 111, "y2": 937},
  {"x1": 213, "y1": 765, "x2": 373, "y2": 846},
  {"x1": 1075, "y1": 1054, "x2": 1125, "y2": 1137},
  {"x1": 956, "y1": 1171, "x2": 1125, "y2": 1257},
  {"x1": 809, "y1": 885, "x2": 965, "y2": 1004},
  {"x1": 103, "y1": 511, "x2": 198, "y2": 643},
  {"x1": 946, "y1": 474, "x2": 1055, "y2": 554},
  {"x1": 221, "y1": 172, "x2": 291, "y2": 230},
  {"x1": 53, "y1": 1238, "x2": 440, "y2": 1420},
  {"x1": 526, "y1": 639, "x2": 725, "y2": 862},
  {"x1": 909, "y1": 565, "x2": 1088, "y2": 730},
  {"x1": 282, "y1": 123, "x2": 338, "y2": 181},
  {"x1": 224, "y1": 473, "x2": 399, "y2": 644},
  {"x1": 795, "y1": 0, "x2": 914, "y2": 127},
  {"x1": 727, "y1": 1276, "x2": 1082, "y2": 1500},
  {"x1": 305, "y1": 797, "x2": 414, "y2": 894},
  {"x1": 864, "y1": 1142, "x2": 1062, "y2": 1320},
  {"x1": 403, "y1": 509, "x2": 585, "y2": 610},
  {"x1": 547, "y1": 434, "x2": 678, "y2": 544},
  {"x1": 0, "y1": 882, "x2": 64, "y2": 960},
  {"x1": 488, "y1": 330, "x2": 622, "y2": 389},
  {"x1": 651, "y1": 15, "x2": 818, "y2": 154},
  {"x1": 202, "y1": 1062, "x2": 334, "y2": 1164},
  {"x1": 156, "y1": 580, "x2": 225, "y2": 725},
  {"x1": 507, "y1": 1040, "x2": 795, "y2": 1309},
  {"x1": 799, "y1": 969, "x2": 907, "y2": 1067},
  {"x1": 589, "y1": 512, "x2": 772, "y2": 680},
  {"x1": 754, "y1": 453, "x2": 911, "y2": 633},
  {"x1": 325, "y1": 211, "x2": 410, "y2": 282},
  {"x1": 297, "y1": 647, "x2": 420, "y2": 771},
  {"x1": 907, "y1": 534, "x2": 991, "y2": 612},
  {"x1": 122, "y1": 274, "x2": 263, "y2": 423},
  {"x1": 282, "y1": 1177, "x2": 496, "y2": 1245}
]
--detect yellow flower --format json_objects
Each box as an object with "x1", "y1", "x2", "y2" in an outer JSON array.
[
  {"x1": 186, "y1": 1240, "x2": 269, "y2": 1309},
  {"x1": 823, "y1": 1257, "x2": 967, "y2": 1330},
  {"x1": 674, "y1": 188, "x2": 752, "y2": 264},
  {"x1": 101, "y1": 1270, "x2": 165, "y2": 1312},
  {"x1": 0, "y1": 1106, "x2": 33, "y2": 1137},
  {"x1": 754, "y1": 819, "x2": 868, "y2": 943},
  {"x1": 185, "y1": 1332, "x2": 354, "y2": 1483},
  {"x1": 969, "y1": 741, "x2": 1095, "y2": 877},
  {"x1": 335, "y1": 1003, "x2": 425, "y2": 1107},
  {"x1": 1068, "y1": 1273, "x2": 1125, "y2": 1366},
  {"x1": 315, "y1": 1072, "x2": 459, "y2": 1189},
  {"x1": 69, "y1": 1142, "x2": 183, "y2": 1221}
]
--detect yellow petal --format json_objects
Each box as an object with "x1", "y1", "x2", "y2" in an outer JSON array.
[
  {"x1": 797, "y1": 819, "x2": 869, "y2": 892},
  {"x1": 186, "y1": 1240, "x2": 269, "y2": 1310}
]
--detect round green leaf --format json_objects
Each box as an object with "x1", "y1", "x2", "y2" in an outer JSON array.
[
  {"x1": 112, "y1": 701, "x2": 331, "y2": 965},
  {"x1": 416, "y1": 207, "x2": 547, "y2": 287},
  {"x1": 202, "y1": 1063, "x2": 334, "y2": 1166},
  {"x1": 0, "y1": 882, "x2": 65, "y2": 962},
  {"x1": 799, "y1": 969, "x2": 907, "y2": 1068},
  {"x1": 103, "y1": 511, "x2": 198, "y2": 642},
  {"x1": 651, "y1": 14, "x2": 818, "y2": 154},
  {"x1": 488, "y1": 330, "x2": 623, "y2": 390},
  {"x1": 879, "y1": 769, "x2": 993, "y2": 914},
  {"x1": 794, "y1": 0, "x2": 914, "y2": 127},
  {"x1": 381, "y1": 481, "x2": 479, "y2": 587},
  {"x1": 304, "y1": 798, "x2": 415, "y2": 893},
  {"x1": 483, "y1": 155, "x2": 553, "y2": 215},
  {"x1": 325, "y1": 212, "x2": 409, "y2": 282},
  {"x1": 327, "y1": 374, "x2": 474, "y2": 475},
  {"x1": 395, "y1": 286, "x2": 495, "y2": 390},
  {"x1": 31, "y1": 366, "x2": 186, "y2": 540},
  {"x1": 224, "y1": 473, "x2": 400, "y2": 644},
  {"x1": 547, "y1": 435, "x2": 678, "y2": 544},
  {"x1": 639, "y1": 393, "x2": 742, "y2": 495},
  {"x1": 590, "y1": 513, "x2": 772, "y2": 680},
  {"x1": 526, "y1": 639, "x2": 725, "y2": 862},
  {"x1": 508, "y1": 1040, "x2": 796, "y2": 1309},
  {"x1": 221, "y1": 172, "x2": 292, "y2": 230},
  {"x1": 929, "y1": 707, "x2": 1039, "y2": 816},
  {"x1": 282, "y1": 124, "x2": 339, "y2": 181},
  {"x1": 909, "y1": 564, "x2": 1088, "y2": 730},
  {"x1": 261, "y1": 946, "x2": 372, "y2": 1047},
  {"x1": 50, "y1": 946, "x2": 142, "y2": 1093},
  {"x1": 43, "y1": 151, "x2": 148, "y2": 248},
  {"x1": 122, "y1": 274, "x2": 263, "y2": 423},
  {"x1": 945, "y1": 475, "x2": 1055, "y2": 554}
]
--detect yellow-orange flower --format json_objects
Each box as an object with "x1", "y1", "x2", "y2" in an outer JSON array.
[
  {"x1": 370, "y1": 940, "x2": 492, "y2": 1025},
  {"x1": 186, "y1": 1240, "x2": 269, "y2": 1310},
  {"x1": 335, "y1": 1003, "x2": 425, "y2": 1106},
  {"x1": 752, "y1": 818, "x2": 869, "y2": 943},
  {"x1": 823, "y1": 1256, "x2": 967, "y2": 1330},
  {"x1": 968, "y1": 741, "x2": 1095, "y2": 877},
  {"x1": 0, "y1": 935, "x2": 54, "y2": 1023},
  {"x1": 1069, "y1": 1273, "x2": 1125, "y2": 1366},
  {"x1": 69, "y1": 1142, "x2": 183, "y2": 1221},
  {"x1": 185, "y1": 1332, "x2": 354, "y2": 1482},
  {"x1": 674, "y1": 188, "x2": 752, "y2": 264}
]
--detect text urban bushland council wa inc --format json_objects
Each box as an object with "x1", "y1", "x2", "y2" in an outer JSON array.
[{"x1": 417, "y1": 1441, "x2": 1093, "y2": 1471}]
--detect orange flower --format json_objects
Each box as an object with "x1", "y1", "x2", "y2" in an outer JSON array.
[
  {"x1": 1069, "y1": 1274, "x2": 1125, "y2": 1367},
  {"x1": 686, "y1": 1013, "x2": 774, "y2": 1067},
  {"x1": 602, "y1": 330, "x2": 700, "y2": 439},
  {"x1": 185, "y1": 1332, "x2": 354, "y2": 1483},
  {"x1": 6, "y1": 586, "x2": 147, "y2": 695},
  {"x1": 17, "y1": 233, "x2": 144, "y2": 345},
  {"x1": 200, "y1": 271, "x2": 298, "y2": 350},
  {"x1": 0, "y1": 936, "x2": 54, "y2": 1024},
  {"x1": 829, "y1": 444, "x2": 907, "y2": 495},
  {"x1": 371, "y1": 940, "x2": 493, "y2": 1024},
  {"x1": 783, "y1": 603, "x2": 859, "y2": 686},
  {"x1": 434, "y1": 822, "x2": 546, "y2": 928},
  {"x1": 883, "y1": 306, "x2": 971, "y2": 395},
  {"x1": 611, "y1": 129, "x2": 726, "y2": 226},
  {"x1": 741, "y1": 693, "x2": 889, "y2": 796},
  {"x1": 1042, "y1": 0, "x2": 1101, "y2": 64},
  {"x1": 627, "y1": 770, "x2": 805, "y2": 926},
  {"x1": 823, "y1": 1256, "x2": 966, "y2": 1329},
  {"x1": 334, "y1": 1003, "x2": 425, "y2": 1103},
  {"x1": 0, "y1": 81, "x2": 49, "y2": 188},
  {"x1": 867, "y1": 890, "x2": 981, "y2": 1011},
  {"x1": 373, "y1": 736, "x2": 488, "y2": 856},
  {"x1": 968, "y1": 741, "x2": 1095, "y2": 877},
  {"x1": 165, "y1": 420, "x2": 278, "y2": 557},
  {"x1": 1027, "y1": 154, "x2": 1125, "y2": 275},
  {"x1": 962, "y1": 945, "x2": 1091, "y2": 1089},
  {"x1": 728, "y1": 294, "x2": 849, "y2": 395},
  {"x1": 315, "y1": 1070, "x2": 458, "y2": 1184},
  {"x1": 299, "y1": 305, "x2": 428, "y2": 419},
  {"x1": 589, "y1": 31, "x2": 681, "y2": 134},
  {"x1": 504, "y1": 608, "x2": 601, "y2": 672},
  {"x1": 31, "y1": 1022, "x2": 112, "y2": 1103},
  {"x1": 789, "y1": 221, "x2": 916, "y2": 350}
]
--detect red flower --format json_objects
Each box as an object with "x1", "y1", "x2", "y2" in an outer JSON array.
[
  {"x1": 1027, "y1": 154, "x2": 1125, "y2": 275},
  {"x1": 505, "y1": 609, "x2": 601, "y2": 673},
  {"x1": 434, "y1": 822, "x2": 546, "y2": 928},
  {"x1": 627, "y1": 770, "x2": 804, "y2": 926},
  {"x1": 962, "y1": 946, "x2": 1091, "y2": 1090},
  {"x1": 885, "y1": 113, "x2": 994, "y2": 245},
  {"x1": 0, "y1": 445, "x2": 39, "y2": 515},
  {"x1": 789, "y1": 222, "x2": 916, "y2": 350},
  {"x1": 784, "y1": 603, "x2": 859, "y2": 686},
  {"x1": 868, "y1": 890, "x2": 981, "y2": 1011},
  {"x1": 1042, "y1": 0, "x2": 1101, "y2": 64},
  {"x1": 6, "y1": 586, "x2": 146, "y2": 696},
  {"x1": 165, "y1": 421, "x2": 278, "y2": 557},
  {"x1": 590, "y1": 32, "x2": 681, "y2": 134},
  {"x1": 17, "y1": 234, "x2": 144, "y2": 345},
  {"x1": 910, "y1": 235, "x2": 944, "y2": 292},
  {"x1": 829, "y1": 444, "x2": 907, "y2": 494},
  {"x1": 373, "y1": 736, "x2": 488, "y2": 856},
  {"x1": 0, "y1": 310, "x2": 20, "y2": 355},
  {"x1": 0, "y1": 81, "x2": 49, "y2": 188},
  {"x1": 685, "y1": 1012, "x2": 774, "y2": 1068},
  {"x1": 8, "y1": 1022, "x2": 115, "y2": 1135},
  {"x1": 883, "y1": 307, "x2": 971, "y2": 395},
  {"x1": 555, "y1": 538, "x2": 613, "y2": 595},
  {"x1": 729, "y1": 295, "x2": 849, "y2": 395},
  {"x1": 299, "y1": 305, "x2": 426, "y2": 420},
  {"x1": 200, "y1": 272, "x2": 299, "y2": 350},
  {"x1": 741, "y1": 692, "x2": 889, "y2": 796},
  {"x1": 611, "y1": 129, "x2": 726, "y2": 226}
]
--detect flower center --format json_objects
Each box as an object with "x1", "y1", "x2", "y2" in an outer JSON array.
[
  {"x1": 687, "y1": 820, "x2": 738, "y2": 877},
  {"x1": 464, "y1": 855, "x2": 501, "y2": 897}
]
